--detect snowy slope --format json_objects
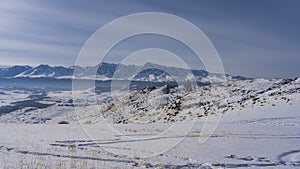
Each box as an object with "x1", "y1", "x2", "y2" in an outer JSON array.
[
  {"x1": 76, "y1": 78, "x2": 300, "y2": 124},
  {"x1": 1, "y1": 77, "x2": 298, "y2": 125}
]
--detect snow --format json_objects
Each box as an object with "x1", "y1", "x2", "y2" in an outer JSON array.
[
  {"x1": 73, "y1": 78, "x2": 300, "y2": 124},
  {"x1": 200, "y1": 74, "x2": 227, "y2": 83},
  {"x1": 0, "y1": 103, "x2": 299, "y2": 168},
  {"x1": 0, "y1": 77, "x2": 300, "y2": 168}
]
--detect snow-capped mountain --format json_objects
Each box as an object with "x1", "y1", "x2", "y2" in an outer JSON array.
[
  {"x1": 0, "y1": 62, "x2": 249, "y2": 83},
  {"x1": 0, "y1": 65, "x2": 32, "y2": 78},
  {"x1": 15, "y1": 64, "x2": 74, "y2": 78}
]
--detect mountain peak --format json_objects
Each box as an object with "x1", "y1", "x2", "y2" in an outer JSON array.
[{"x1": 35, "y1": 64, "x2": 51, "y2": 68}]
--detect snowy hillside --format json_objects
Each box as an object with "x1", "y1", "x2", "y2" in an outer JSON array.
[
  {"x1": 1, "y1": 77, "x2": 299, "y2": 125},
  {"x1": 75, "y1": 78, "x2": 300, "y2": 124}
]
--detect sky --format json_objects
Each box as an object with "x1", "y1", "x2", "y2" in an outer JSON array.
[{"x1": 0, "y1": 0, "x2": 299, "y2": 78}]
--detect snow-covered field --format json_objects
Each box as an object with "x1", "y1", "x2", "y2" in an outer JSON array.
[
  {"x1": 0, "y1": 78, "x2": 300, "y2": 168},
  {"x1": 1, "y1": 104, "x2": 299, "y2": 168}
]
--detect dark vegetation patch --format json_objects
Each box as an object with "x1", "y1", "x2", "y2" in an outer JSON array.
[
  {"x1": 58, "y1": 121, "x2": 69, "y2": 124},
  {"x1": 0, "y1": 93, "x2": 53, "y2": 116}
]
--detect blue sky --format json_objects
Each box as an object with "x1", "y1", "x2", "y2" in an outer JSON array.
[{"x1": 0, "y1": 0, "x2": 299, "y2": 78}]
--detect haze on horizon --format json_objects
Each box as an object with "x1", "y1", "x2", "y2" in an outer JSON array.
[{"x1": 0, "y1": 0, "x2": 299, "y2": 78}]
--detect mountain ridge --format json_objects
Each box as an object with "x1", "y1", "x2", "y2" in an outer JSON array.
[{"x1": 0, "y1": 62, "x2": 250, "y2": 83}]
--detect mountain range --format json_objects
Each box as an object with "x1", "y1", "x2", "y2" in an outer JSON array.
[{"x1": 0, "y1": 62, "x2": 249, "y2": 83}]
